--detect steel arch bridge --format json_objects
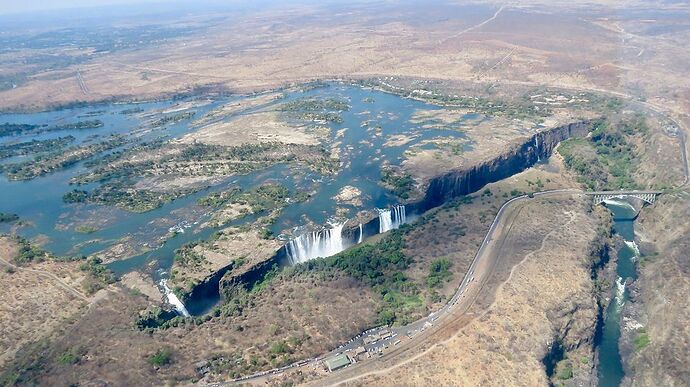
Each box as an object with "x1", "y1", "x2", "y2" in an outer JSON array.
[{"x1": 583, "y1": 191, "x2": 662, "y2": 205}]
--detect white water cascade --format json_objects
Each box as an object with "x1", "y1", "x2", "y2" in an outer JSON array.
[
  {"x1": 614, "y1": 276, "x2": 626, "y2": 309},
  {"x1": 624, "y1": 240, "x2": 640, "y2": 260},
  {"x1": 160, "y1": 279, "x2": 190, "y2": 317},
  {"x1": 358, "y1": 223, "x2": 363, "y2": 244},
  {"x1": 603, "y1": 198, "x2": 636, "y2": 212},
  {"x1": 534, "y1": 136, "x2": 541, "y2": 161},
  {"x1": 378, "y1": 205, "x2": 406, "y2": 233},
  {"x1": 286, "y1": 222, "x2": 347, "y2": 264}
]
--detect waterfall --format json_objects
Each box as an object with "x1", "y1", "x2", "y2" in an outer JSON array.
[
  {"x1": 379, "y1": 209, "x2": 393, "y2": 233},
  {"x1": 378, "y1": 205, "x2": 406, "y2": 233},
  {"x1": 160, "y1": 279, "x2": 190, "y2": 317},
  {"x1": 358, "y1": 223, "x2": 363, "y2": 244},
  {"x1": 535, "y1": 136, "x2": 541, "y2": 161},
  {"x1": 603, "y1": 198, "x2": 636, "y2": 212},
  {"x1": 286, "y1": 222, "x2": 347, "y2": 264},
  {"x1": 614, "y1": 276, "x2": 626, "y2": 309}
]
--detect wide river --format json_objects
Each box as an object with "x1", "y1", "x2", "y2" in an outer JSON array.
[{"x1": 0, "y1": 83, "x2": 477, "y2": 289}]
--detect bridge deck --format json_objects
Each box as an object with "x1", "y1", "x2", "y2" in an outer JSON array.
[{"x1": 583, "y1": 191, "x2": 662, "y2": 195}]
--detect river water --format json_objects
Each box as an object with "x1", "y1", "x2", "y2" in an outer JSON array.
[
  {"x1": 0, "y1": 83, "x2": 478, "y2": 291},
  {"x1": 597, "y1": 199, "x2": 639, "y2": 386}
]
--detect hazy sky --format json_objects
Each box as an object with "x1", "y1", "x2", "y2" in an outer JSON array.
[{"x1": 0, "y1": 0, "x2": 173, "y2": 15}]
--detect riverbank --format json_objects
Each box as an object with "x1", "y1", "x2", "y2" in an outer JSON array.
[{"x1": 621, "y1": 193, "x2": 690, "y2": 385}]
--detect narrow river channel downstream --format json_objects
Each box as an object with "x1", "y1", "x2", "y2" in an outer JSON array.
[{"x1": 598, "y1": 199, "x2": 640, "y2": 386}]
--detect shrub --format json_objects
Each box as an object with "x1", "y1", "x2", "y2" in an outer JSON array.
[
  {"x1": 634, "y1": 331, "x2": 651, "y2": 351},
  {"x1": 149, "y1": 348, "x2": 172, "y2": 366},
  {"x1": 58, "y1": 349, "x2": 82, "y2": 365}
]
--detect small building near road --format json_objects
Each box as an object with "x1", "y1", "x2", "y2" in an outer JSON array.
[
  {"x1": 354, "y1": 346, "x2": 366, "y2": 357},
  {"x1": 363, "y1": 334, "x2": 381, "y2": 345},
  {"x1": 325, "y1": 354, "x2": 351, "y2": 372}
]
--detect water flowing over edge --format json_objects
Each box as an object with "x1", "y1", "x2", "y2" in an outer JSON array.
[
  {"x1": 285, "y1": 204, "x2": 407, "y2": 265},
  {"x1": 160, "y1": 279, "x2": 190, "y2": 317},
  {"x1": 603, "y1": 198, "x2": 636, "y2": 212},
  {"x1": 285, "y1": 221, "x2": 347, "y2": 264},
  {"x1": 378, "y1": 205, "x2": 406, "y2": 233}
]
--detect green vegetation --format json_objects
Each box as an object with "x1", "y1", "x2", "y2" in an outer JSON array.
[
  {"x1": 148, "y1": 348, "x2": 173, "y2": 366},
  {"x1": 558, "y1": 116, "x2": 648, "y2": 190},
  {"x1": 634, "y1": 330, "x2": 651, "y2": 351},
  {"x1": 557, "y1": 362, "x2": 574, "y2": 380},
  {"x1": 0, "y1": 136, "x2": 75, "y2": 159},
  {"x1": 426, "y1": 258, "x2": 452, "y2": 289},
  {"x1": 278, "y1": 97, "x2": 350, "y2": 112},
  {"x1": 135, "y1": 307, "x2": 179, "y2": 331},
  {"x1": 87, "y1": 183, "x2": 192, "y2": 213},
  {"x1": 0, "y1": 212, "x2": 19, "y2": 223},
  {"x1": 74, "y1": 225, "x2": 99, "y2": 234},
  {"x1": 300, "y1": 228, "x2": 423, "y2": 325},
  {"x1": 12, "y1": 236, "x2": 52, "y2": 265},
  {"x1": 62, "y1": 189, "x2": 89, "y2": 203},
  {"x1": 0, "y1": 123, "x2": 43, "y2": 137},
  {"x1": 198, "y1": 184, "x2": 291, "y2": 214},
  {"x1": 358, "y1": 80, "x2": 550, "y2": 120},
  {"x1": 79, "y1": 257, "x2": 115, "y2": 294},
  {"x1": 150, "y1": 111, "x2": 195, "y2": 128},
  {"x1": 1, "y1": 135, "x2": 128, "y2": 180},
  {"x1": 259, "y1": 228, "x2": 274, "y2": 240},
  {"x1": 75, "y1": 142, "x2": 325, "y2": 185},
  {"x1": 52, "y1": 120, "x2": 104, "y2": 130},
  {"x1": 172, "y1": 242, "x2": 206, "y2": 270},
  {"x1": 0, "y1": 120, "x2": 102, "y2": 138},
  {"x1": 381, "y1": 169, "x2": 415, "y2": 199},
  {"x1": 58, "y1": 348, "x2": 84, "y2": 365},
  {"x1": 278, "y1": 97, "x2": 349, "y2": 124},
  {"x1": 67, "y1": 140, "x2": 334, "y2": 212},
  {"x1": 120, "y1": 107, "x2": 144, "y2": 115}
]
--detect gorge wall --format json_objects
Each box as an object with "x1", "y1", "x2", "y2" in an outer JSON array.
[{"x1": 186, "y1": 120, "x2": 594, "y2": 311}]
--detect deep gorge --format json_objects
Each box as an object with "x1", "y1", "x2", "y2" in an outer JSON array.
[{"x1": 183, "y1": 120, "x2": 595, "y2": 313}]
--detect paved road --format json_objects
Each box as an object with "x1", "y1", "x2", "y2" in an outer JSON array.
[
  {"x1": 225, "y1": 81, "x2": 690, "y2": 386},
  {"x1": 304, "y1": 189, "x2": 582, "y2": 386},
  {"x1": 229, "y1": 190, "x2": 581, "y2": 386},
  {"x1": 438, "y1": 3, "x2": 509, "y2": 46}
]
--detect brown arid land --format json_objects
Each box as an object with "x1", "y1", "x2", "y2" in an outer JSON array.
[
  {"x1": 1, "y1": 0, "x2": 689, "y2": 123},
  {"x1": 0, "y1": 0, "x2": 689, "y2": 385},
  {"x1": 626, "y1": 192, "x2": 690, "y2": 386},
  {"x1": 0, "y1": 237, "x2": 90, "y2": 370},
  {"x1": 336, "y1": 196, "x2": 605, "y2": 387},
  {"x1": 260, "y1": 190, "x2": 607, "y2": 387}
]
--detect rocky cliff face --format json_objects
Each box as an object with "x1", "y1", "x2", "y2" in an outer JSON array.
[
  {"x1": 349, "y1": 121, "x2": 594, "y2": 237},
  {"x1": 186, "y1": 121, "x2": 594, "y2": 310},
  {"x1": 622, "y1": 194, "x2": 690, "y2": 386},
  {"x1": 417, "y1": 121, "x2": 592, "y2": 211}
]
